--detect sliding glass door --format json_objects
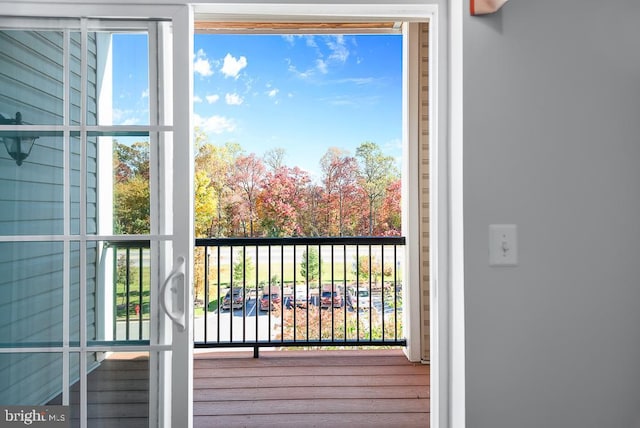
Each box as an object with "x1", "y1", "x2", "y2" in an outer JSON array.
[{"x1": 0, "y1": 16, "x2": 192, "y2": 427}]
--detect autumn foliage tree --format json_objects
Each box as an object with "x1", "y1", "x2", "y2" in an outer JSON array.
[
  {"x1": 113, "y1": 140, "x2": 150, "y2": 234},
  {"x1": 320, "y1": 148, "x2": 361, "y2": 236},
  {"x1": 227, "y1": 154, "x2": 266, "y2": 237},
  {"x1": 355, "y1": 141, "x2": 398, "y2": 236},
  {"x1": 113, "y1": 136, "x2": 401, "y2": 239},
  {"x1": 257, "y1": 166, "x2": 310, "y2": 237}
]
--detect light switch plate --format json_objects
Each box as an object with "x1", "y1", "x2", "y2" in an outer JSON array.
[{"x1": 489, "y1": 224, "x2": 518, "y2": 266}]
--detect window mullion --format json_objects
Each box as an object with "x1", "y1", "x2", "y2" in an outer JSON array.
[{"x1": 79, "y1": 17, "x2": 88, "y2": 428}]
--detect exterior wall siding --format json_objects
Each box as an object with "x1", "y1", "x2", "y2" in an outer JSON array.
[{"x1": 0, "y1": 29, "x2": 98, "y2": 405}]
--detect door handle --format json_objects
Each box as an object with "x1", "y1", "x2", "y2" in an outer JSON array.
[{"x1": 160, "y1": 256, "x2": 186, "y2": 332}]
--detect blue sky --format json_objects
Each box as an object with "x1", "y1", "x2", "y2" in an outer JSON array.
[
  {"x1": 193, "y1": 34, "x2": 402, "y2": 179},
  {"x1": 111, "y1": 33, "x2": 402, "y2": 180}
]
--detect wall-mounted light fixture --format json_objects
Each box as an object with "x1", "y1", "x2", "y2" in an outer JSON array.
[{"x1": 0, "y1": 112, "x2": 38, "y2": 166}]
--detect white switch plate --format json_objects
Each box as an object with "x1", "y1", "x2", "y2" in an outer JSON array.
[{"x1": 489, "y1": 224, "x2": 518, "y2": 266}]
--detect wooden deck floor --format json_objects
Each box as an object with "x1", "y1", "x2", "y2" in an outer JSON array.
[
  {"x1": 194, "y1": 349, "x2": 430, "y2": 428},
  {"x1": 55, "y1": 349, "x2": 429, "y2": 427}
]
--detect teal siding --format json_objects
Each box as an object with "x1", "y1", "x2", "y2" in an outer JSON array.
[{"x1": 0, "y1": 29, "x2": 99, "y2": 405}]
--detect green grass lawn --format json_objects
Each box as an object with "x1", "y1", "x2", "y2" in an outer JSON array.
[{"x1": 115, "y1": 252, "x2": 401, "y2": 321}]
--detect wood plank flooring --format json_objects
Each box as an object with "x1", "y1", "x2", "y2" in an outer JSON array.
[
  {"x1": 51, "y1": 349, "x2": 429, "y2": 427},
  {"x1": 194, "y1": 349, "x2": 429, "y2": 428}
]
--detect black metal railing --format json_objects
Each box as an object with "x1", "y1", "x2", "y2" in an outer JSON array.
[
  {"x1": 106, "y1": 241, "x2": 151, "y2": 341},
  {"x1": 193, "y1": 237, "x2": 406, "y2": 355}
]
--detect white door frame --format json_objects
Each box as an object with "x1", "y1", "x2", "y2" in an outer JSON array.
[
  {"x1": 0, "y1": 2, "x2": 465, "y2": 427},
  {"x1": 191, "y1": 4, "x2": 460, "y2": 428}
]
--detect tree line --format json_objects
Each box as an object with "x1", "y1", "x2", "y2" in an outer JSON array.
[{"x1": 113, "y1": 130, "x2": 401, "y2": 238}]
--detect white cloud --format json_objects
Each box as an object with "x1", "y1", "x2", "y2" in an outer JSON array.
[
  {"x1": 267, "y1": 88, "x2": 279, "y2": 98},
  {"x1": 220, "y1": 53, "x2": 248, "y2": 79},
  {"x1": 113, "y1": 108, "x2": 140, "y2": 125},
  {"x1": 281, "y1": 35, "x2": 317, "y2": 48},
  {"x1": 326, "y1": 35, "x2": 349, "y2": 63},
  {"x1": 305, "y1": 36, "x2": 318, "y2": 48},
  {"x1": 316, "y1": 59, "x2": 328, "y2": 74},
  {"x1": 194, "y1": 113, "x2": 236, "y2": 134},
  {"x1": 193, "y1": 95, "x2": 203, "y2": 103},
  {"x1": 225, "y1": 93, "x2": 244, "y2": 105},
  {"x1": 282, "y1": 35, "x2": 295, "y2": 45},
  {"x1": 206, "y1": 94, "x2": 220, "y2": 104},
  {"x1": 121, "y1": 117, "x2": 140, "y2": 126},
  {"x1": 288, "y1": 63, "x2": 313, "y2": 80},
  {"x1": 141, "y1": 89, "x2": 149, "y2": 99},
  {"x1": 194, "y1": 49, "x2": 214, "y2": 77},
  {"x1": 334, "y1": 77, "x2": 376, "y2": 85}
]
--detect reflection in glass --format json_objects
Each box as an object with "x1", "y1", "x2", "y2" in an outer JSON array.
[
  {"x1": 0, "y1": 133, "x2": 64, "y2": 235},
  {"x1": 85, "y1": 352, "x2": 149, "y2": 427},
  {"x1": 0, "y1": 241, "x2": 64, "y2": 346},
  {"x1": 0, "y1": 353, "x2": 63, "y2": 405},
  {"x1": 0, "y1": 30, "x2": 64, "y2": 125}
]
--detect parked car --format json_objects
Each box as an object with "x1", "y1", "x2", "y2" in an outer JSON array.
[
  {"x1": 348, "y1": 287, "x2": 371, "y2": 310},
  {"x1": 259, "y1": 287, "x2": 281, "y2": 311},
  {"x1": 293, "y1": 287, "x2": 309, "y2": 307},
  {"x1": 221, "y1": 288, "x2": 244, "y2": 310},
  {"x1": 321, "y1": 286, "x2": 343, "y2": 308}
]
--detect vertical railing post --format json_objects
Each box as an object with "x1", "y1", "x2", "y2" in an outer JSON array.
[
  {"x1": 138, "y1": 247, "x2": 143, "y2": 340},
  {"x1": 216, "y1": 246, "x2": 221, "y2": 343},
  {"x1": 229, "y1": 248, "x2": 233, "y2": 342},
  {"x1": 381, "y1": 245, "x2": 385, "y2": 342},
  {"x1": 125, "y1": 247, "x2": 131, "y2": 340},
  {"x1": 305, "y1": 244, "x2": 309, "y2": 342},
  {"x1": 280, "y1": 244, "x2": 284, "y2": 343},
  {"x1": 343, "y1": 244, "x2": 347, "y2": 341},
  {"x1": 330, "y1": 245, "x2": 334, "y2": 342},
  {"x1": 394, "y1": 244, "x2": 398, "y2": 340},
  {"x1": 112, "y1": 245, "x2": 117, "y2": 340},
  {"x1": 318, "y1": 245, "x2": 322, "y2": 342},
  {"x1": 203, "y1": 246, "x2": 209, "y2": 344},
  {"x1": 293, "y1": 245, "x2": 297, "y2": 342},
  {"x1": 255, "y1": 245, "x2": 259, "y2": 343},
  {"x1": 242, "y1": 245, "x2": 246, "y2": 342},
  {"x1": 267, "y1": 246, "x2": 271, "y2": 343},
  {"x1": 356, "y1": 244, "x2": 360, "y2": 343}
]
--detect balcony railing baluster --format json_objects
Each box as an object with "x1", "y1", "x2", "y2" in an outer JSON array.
[
  {"x1": 194, "y1": 237, "x2": 406, "y2": 350},
  {"x1": 109, "y1": 237, "x2": 406, "y2": 349}
]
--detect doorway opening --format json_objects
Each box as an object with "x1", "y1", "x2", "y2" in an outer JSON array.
[{"x1": 182, "y1": 21, "x2": 430, "y2": 364}]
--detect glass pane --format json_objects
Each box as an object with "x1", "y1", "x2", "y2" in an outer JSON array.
[
  {"x1": 70, "y1": 134, "x2": 80, "y2": 235},
  {"x1": 85, "y1": 351, "x2": 149, "y2": 427},
  {"x1": 111, "y1": 135, "x2": 150, "y2": 235},
  {"x1": 0, "y1": 241, "x2": 64, "y2": 346},
  {"x1": 0, "y1": 132, "x2": 64, "y2": 235},
  {"x1": 47, "y1": 352, "x2": 79, "y2": 408},
  {"x1": 0, "y1": 353, "x2": 63, "y2": 405},
  {"x1": 90, "y1": 32, "x2": 150, "y2": 126},
  {"x1": 86, "y1": 134, "x2": 98, "y2": 235},
  {"x1": 68, "y1": 353, "x2": 80, "y2": 423},
  {"x1": 70, "y1": 241, "x2": 81, "y2": 345},
  {"x1": 0, "y1": 30, "x2": 64, "y2": 125},
  {"x1": 74, "y1": 132, "x2": 150, "y2": 236},
  {"x1": 86, "y1": 241, "x2": 151, "y2": 344},
  {"x1": 70, "y1": 31, "x2": 82, "y2": 126}
]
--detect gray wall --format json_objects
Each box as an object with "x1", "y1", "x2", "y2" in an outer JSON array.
[{"x1": 464, "y1": 1, "x2": 640, "y2": 427}]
